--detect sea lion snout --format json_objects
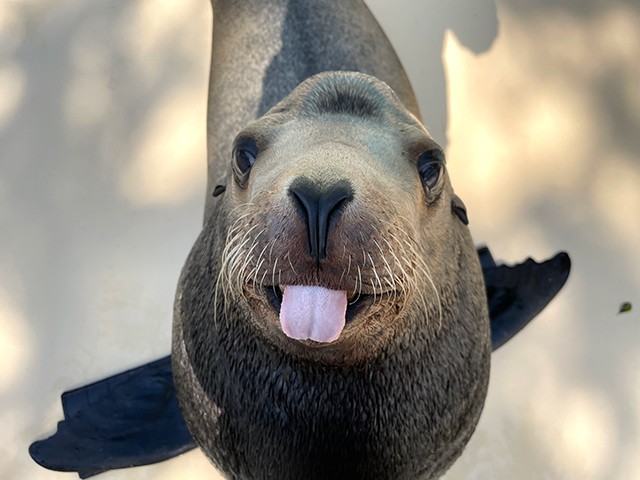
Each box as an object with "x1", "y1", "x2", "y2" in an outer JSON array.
[{"x1": 288, "y1": 177, "x2": 354, "y2": 261}]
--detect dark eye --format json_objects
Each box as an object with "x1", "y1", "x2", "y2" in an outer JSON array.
[
  {"x1": 419, "y1": 162, "x2": 443, "y2": 190},
  {"x1": 232, "y1": 137, "x2": 258, "y2": 187},
  {"x1": 234, "y1": 149, "x2": 255, "y2": 175},
  {"x1": 417, "y1": 150, "x2": 445, "y2": 194}
]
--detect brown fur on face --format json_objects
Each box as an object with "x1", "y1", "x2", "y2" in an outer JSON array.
[{"x1": 212, "y1": 73, "x2": 467, "y2": 365}]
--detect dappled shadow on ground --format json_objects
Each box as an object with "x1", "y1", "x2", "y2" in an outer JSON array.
[
  {"x1": 1, "y1": 0, "x2": 638, "y2": 479},
  {"x1": 0, "y1": 0, "x2": 213, "y2": 478},
  {"x1": 444, "y1": 1, "x2": 640, "y2": 479}
]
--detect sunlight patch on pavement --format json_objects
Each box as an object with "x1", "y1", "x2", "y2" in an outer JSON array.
[
  {"x1": 119, "y1": 86, "x2": 207, "y2": 206},
  {"x1": 592, "y1": 154, "x2": 640, "y2": 281},
  {"x1": 116, "y1": 0, "x2": 211, "y2": 88},
  {"x1": 0, "y1": 288, "x2": 31, "y2": 392},
  {"x1": 0, "y1": 62, "x2": 25, "y2": 131}
]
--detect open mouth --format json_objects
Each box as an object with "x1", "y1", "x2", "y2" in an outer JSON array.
[{"x1": 263, "y1": 285, "x2": 373, "y2": 324}]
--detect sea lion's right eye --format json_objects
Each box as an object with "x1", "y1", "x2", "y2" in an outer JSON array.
[{"x1": 232, "y1": 136, "x2": 258, "y2": 187}]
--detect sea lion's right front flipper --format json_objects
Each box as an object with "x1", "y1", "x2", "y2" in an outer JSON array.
[
  {"x1": 29, "y1": 356, "x2": 196, "y2": 478},
  {"x1": 478, "y1": 247, "x2": 571, "y2": 351}
]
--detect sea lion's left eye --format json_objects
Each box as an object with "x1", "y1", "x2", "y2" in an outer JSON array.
[
  {"x1": 417, "y1": 150, "x2": 445, "y2": 193},
  {"x1": 420, "y1": 162, "x2": 443, "y2": 190},
  {"x1": 234, "y1": 149, "x2": 255, "y2": 175}
]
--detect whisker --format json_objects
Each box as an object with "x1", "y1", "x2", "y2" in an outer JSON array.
[
  {"x1": 350, "y1": 266, "x2": 363, "y2": 305},
  {"x1": 286, "y1": 251, "x2": 298, "y2": 276},
  {"x1": 373, "y1": 239, "x2": 397, "y2": 293},
  {"x1": 367, "y1": 252, "x2": 383, "y2": 307},
  {"x1": 272, "y1": 257, "x2": 279, "y2": 295}
]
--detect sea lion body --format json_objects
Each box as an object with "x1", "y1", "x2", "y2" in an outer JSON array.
[{"x1": 173, "y1": 1, "x2": 490, "y2": 479}]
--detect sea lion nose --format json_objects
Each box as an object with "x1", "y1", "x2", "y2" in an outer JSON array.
[{"x1": 289, "y1": 178, "x2": 354, "y2": 261}]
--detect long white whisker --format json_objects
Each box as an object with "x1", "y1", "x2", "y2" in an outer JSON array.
[
  {"x1": 286, "y1": 251, "x2": 298, "y2": 276},
  {"x1": 272, "y1": 257, "x2": 279, "y2": 295},
  {"x1": 367, "y1": 252, "x2": 383, "y2": 307},
  {"x1": 373, "y1": 239, "x2": 397, "y2": 292}
]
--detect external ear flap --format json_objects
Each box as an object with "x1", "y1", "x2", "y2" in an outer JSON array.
[
  {"x1": 452, "y1": 194, "x2": 469, "y2": 225},
  {"x1": 212, "y1": 176, "x2": 227, "y2": 197}
]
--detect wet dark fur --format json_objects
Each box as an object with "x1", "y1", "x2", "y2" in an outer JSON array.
[{"x1": 174, "y1": 198, "x2": 490, "y2": 480}]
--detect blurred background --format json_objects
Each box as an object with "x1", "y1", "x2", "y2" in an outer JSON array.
[{"x1": 0, "y1": 0, "x2": 638, "y2": 478}]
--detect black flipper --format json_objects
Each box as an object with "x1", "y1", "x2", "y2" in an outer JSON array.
[
  {"x1": 479, "y1": 247, "x2": 572, "y2": 351},
  {"x1": 29, "y1": 356, "x2": 196, "y2": 478},
  {"x1": 29, "y1": 248, "x2": 570, "y2": 477}
]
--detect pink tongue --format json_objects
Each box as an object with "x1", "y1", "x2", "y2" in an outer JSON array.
[{"x1": 279, "y1": 285, "x2": 347, "y2": 343}]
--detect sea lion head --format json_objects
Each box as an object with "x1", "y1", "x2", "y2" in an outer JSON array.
[{"x1": 206, "y1": 71, "x2": 487, "y2": 365}]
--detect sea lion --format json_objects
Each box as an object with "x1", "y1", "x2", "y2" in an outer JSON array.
[
  {"x1": 172, "y1": 71, "x2": 490, "y2": 480},
  {"x1": 25, "y1": 1, "x2": 571, "y2": 477},
  {"x1": 173, "y1": 0, "x2": 490, "y2": 478}
]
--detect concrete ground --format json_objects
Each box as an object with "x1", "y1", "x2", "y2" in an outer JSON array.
[{"x1": 1, "y1": 0, "x2": 638, "y2": 478}]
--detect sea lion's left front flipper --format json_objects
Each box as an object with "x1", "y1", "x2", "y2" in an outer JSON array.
[
  {"x1": 478, "y1": 247, "x2": 572, "y2": 351},
  {"x1": 29, "y1": 356, "x2": 196, "y2": 478}
]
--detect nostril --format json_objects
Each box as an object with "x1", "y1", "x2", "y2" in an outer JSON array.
[
  {"x1": 289, "y1": 178, "x2": 354, "y2": 261},
  {"x1": 317, "y1": 189, "x2": 351, "y2": 259},
  {"x1": 329, "y1": 197, "x2": 347, "y2": 218},
  {"x1": 289, "y1": 187, "x2": 319, "y2": 260}
]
